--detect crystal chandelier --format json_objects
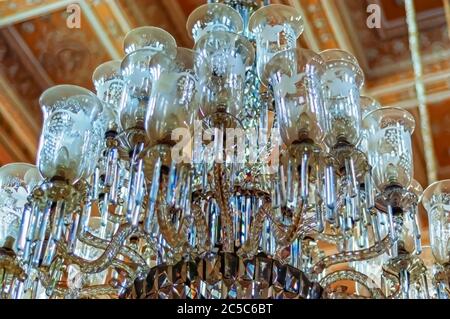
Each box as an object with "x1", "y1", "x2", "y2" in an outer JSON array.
[{"x1": 0, "y1": 1, "x2": 449, "y2": 300}]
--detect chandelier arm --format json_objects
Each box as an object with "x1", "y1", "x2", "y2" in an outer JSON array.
[
  {"x1": 38, "y1": 264, "x2": 121, "y2": 298},
  {"x1": 0, "y1": 251, "x2": 27, "y2": 281},
  {"x1": 156, "y1": 205, "x2": 184, "y2": 249},
  {"x1": 139, "y1": 231, "x2": 177, "y2": 263},
  {"x1": 51, "y1": 284, "x2": 118, "y2": 299},
  {"x1": 237, "y1": 200, "x2": 271, "y2": 257},
  {"x1": 335, "y1": 177, "x2": 349, "y2": 212},
  {"x1": 380, "y1": 255, "x2": 428, "y2": 299},
  {"x1": 315, "y1": 232, "x2": 345, "y2": 245},
  {"x1": 320, "y1": 269, "x2": 385, "y2": 299},
  {"x1": 57, "y1": 244, "x2": 139, "y2": 280},
  {"x1": 381, "y1": 269, "x2": 402, "y2": 299},
  {"x1": 109, "y1": 259, "x2": 141, "y2": 286},
  {"x1": 213, "y1": 163, "x2": 234, "y2": 252},
  {"x1": 149, "y1": 164, "x2": 190, "y2": 252},
  {"x1": 192, "y1": 201, "x2": 212, "y2": 254},
  {"x1": 56, "y1": 224, "x2": 135, "y2": 273},
  {"x1": 105, "y1": 211, "x2": 128, "y2": 225},
  {"x1": 77, "y1": 228, "x2": 148, "y2": 271},
  {"x1": 275, "y1": 201, "x2": 307, "y2": 248},
  {"x1": 311, "y1": 233, "x2": 392, "y2": 274}
]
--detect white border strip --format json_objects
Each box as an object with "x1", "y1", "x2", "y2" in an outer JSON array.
[
  {"x1": 107, "y1": 0, "x2": 132, "y2": 34},
  {"x1": 0, "y1": 0, "x2": 74, "y2": 27},
  {"x1": 291, "y1": 0, "x2": 320, "y2": 52},
  {"x1": 79, "y1": 1, "x2": 121, "y2": 60}
]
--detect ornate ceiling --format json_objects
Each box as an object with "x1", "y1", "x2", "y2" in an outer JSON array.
[{"x1": 0, "y1": 0, "x2": 449, "y2": 227}]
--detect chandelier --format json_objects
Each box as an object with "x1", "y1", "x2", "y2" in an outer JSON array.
[{"x1": 0, "y1": 1, "x2": 449, "y2": 300}]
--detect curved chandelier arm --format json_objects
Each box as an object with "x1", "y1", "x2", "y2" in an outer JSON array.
[
  {"x1": 192, "y1": 201, "x2": 211, "y2": 254},
  {"x1": 77, "y1": 228, "x2": 148, "y2": 271},
  {"x1": 320, "y1": 269, "x2": 385, "y2": 299},
  {"x1": 237, "y1": 200, "x2": 271, "y2": 258},
  {"x1": 140, "y1": 231, "x2": 177, "y2": 263},
  {"x1": 315, "y1": 232, "x2": 345, "y2": 245},
  {"x1": 38, "y1": 263, "x2": 125, "y2": 299},
  {"x1": 381, "y1": 270, "x2": 402, "y2": 299},
  {"x1": 272, "y1": 201, "x2": 309, "y2": 248},
  {"x1": 57, "y1": 224, "x2": 135, "y2": 274},
  {"x1": 0, "y1": 251, "x2": 27, "y2": 281},
  {"x1": 156, "y1": 204, "x2": 189, "y2": 250},
  {"x1": 312, "y1": 234, "x2": 392, "y2": 274},
  {"x1": 51, "y1": 285, "x2": 118, "y2": 299},
  {"x1": 213, "y1": 163, "x2": 234, "y2": 252}
]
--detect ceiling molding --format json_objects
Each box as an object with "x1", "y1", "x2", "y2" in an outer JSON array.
[
  {"x1": 367, "y1": 68, "x2": 450, "y2": 97},
  {"x1": 2, "y1": 26, "x2": 54, "y2": 89},
  {"x1": 78, "y1": 1, "x2": 121, "y2": 60},
  {"x1": 319, "y1": 0, "x2": 357, "y2": 54},
  {"x1": 290, "y1": 0, "x2": 320, "y2": 52},
  {"x1": 336, "y1": 0, "x2": 371, "y2": 73},
  {"x1": 160, "y1": 0, "x2": 191, "y2": 48},
  {"x1": 0, "y1": 0, "x2": 74, "y2": 27},
  {"x1": 0, "y1": 74, "x2": 38, "y2": 158},
  {"x1": 107, "y1": 0, "x2": 132, "y2": 35},
  {"x1": 120, "y1": 0, "x2": 147, "y2": 27},
  {"x1": 381, "y1": 90, "x2": 450, "y2": 110},
  {"x1": 0, "y1": 124, "x2": 25, "y2": 164}
]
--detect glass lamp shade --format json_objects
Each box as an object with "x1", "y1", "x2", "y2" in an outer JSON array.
[
  {"x1": 362, "y1": 107, "x2": 415, "y2": 191},
  {"x1": 422, "y1": 180, "x2": 450, "y2": 265},
  {"x1": 123, "y1": 26, "x2": 177, "y2": 57},
  {"x1": 264, "y1": 48, "x2": 325, "y2": 146},
  {"x1": 92, "y1": 60, "x2": 123, "y2": 132},
  {"x1": 145, "y1": 47, "x2": 198, "y2": 146},
  {"x1": 194, "y1": 31, "x2": 254, "y2": 119},
  {"x1": 120, "y1": 48, "x2": 168, "y2": 131},
  {"x1": 396, "y1": 179, "x2": 424, "y2": 254},
  {"x1": 358, "y1": 96, "x2": 381, "y2": 153},
  {"x1": 248, "y1": 4, "x2": 304, "y2": 82},
  {"x1": 186, "y1": 3, "x2": 244, "y2": 43},
  {"x1": 360, "y1": 96, "x2": 381, "y2": 118},
  {"x1": 320, "y1": 49, "x2": 364, "y2": 147},
  {"x1": 37, "y1": 85, "x2": 103, "y2": 184},
  {"x1": 0, "y1": 163, "x2": 42, "y2": 250}
]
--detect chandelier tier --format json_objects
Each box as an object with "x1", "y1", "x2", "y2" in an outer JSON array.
[{"x1": 0, "y1": 1, "x2": 449, "y2": 300}]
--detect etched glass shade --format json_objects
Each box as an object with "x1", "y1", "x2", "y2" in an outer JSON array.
[
  {"x1": 37, "y1": 85, "x2": 103, "y2": 184},
  {"x1": 264, "y1": 47, "x2": 325, "y2": 146},
  {"x1": 422, "y1": 180, "x2": 450, "y2": 264},
  {"x1": 358, "y1": 96, "x2": 381, "y2": 153},
  {"x1": 320, "y1": 49, "x2": 364, "y2": 147},
  {"x1": 0, "y1": 163, "x2": 42, "y2": 250},
  {"x1": 194, "y1": 31, "x2": 254, "y2": 119},
  {"x1": 249, "y1": 4, "x2": 304, "y2": 81},
  {"x1": 396, "y1": 179, "x2": 423, "y2": 254},
  {"x1": 363, "y1": 107, "x2": 415, "y2": 190},
  {"x1": 92, "y1": 60, "x2": 124, "y2": 133},
  {"x1": 186, "y1": 3, "x2": 244, "y2": 43},
  {"x1": 120, "y1": 49, "x2": 167, "y2": 131},
  {"x1": 360, "y1": 96, "x2": 382, "y2": 118},
  {"x1": 145, "y1": 47, "x2": 198, "y2": 146},
  {"x1": 123, "y1": 26, "x2": 177, "y2": 57}
]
